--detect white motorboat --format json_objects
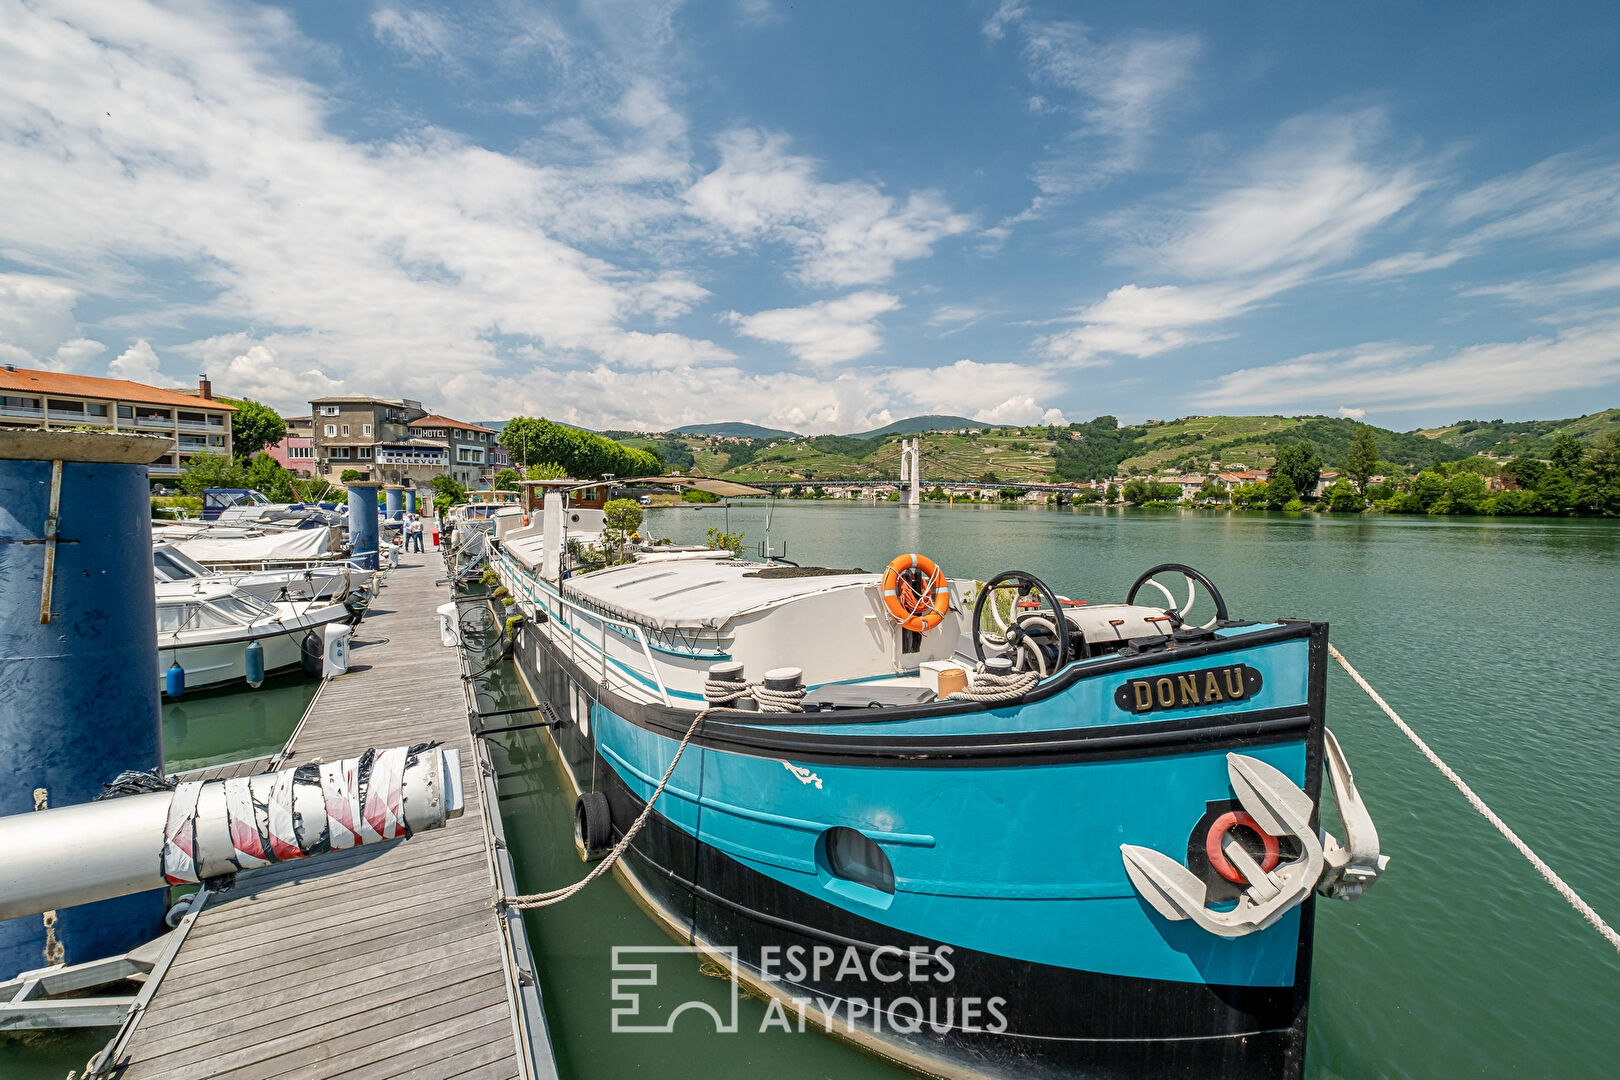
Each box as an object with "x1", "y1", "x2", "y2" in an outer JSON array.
[
  {"x1": 155, "y1": 582, "x2": 353, "y2": 695},
  {"x1": 152, "y1": 541, "x2": 374, "y2": 611}
]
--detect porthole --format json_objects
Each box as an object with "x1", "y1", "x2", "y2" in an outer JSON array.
[{"x1": 822, "y1": 827, "x2": 894, "y2": 894}]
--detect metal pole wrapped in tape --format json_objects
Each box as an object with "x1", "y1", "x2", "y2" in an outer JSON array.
[{"x1": 0, "y1": 745, "x2": 463, "y2": 922}]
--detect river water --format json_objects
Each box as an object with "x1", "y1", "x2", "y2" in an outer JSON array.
[{"x1": 8, "y1": 504, "x2": 1617, "y2": 1078}]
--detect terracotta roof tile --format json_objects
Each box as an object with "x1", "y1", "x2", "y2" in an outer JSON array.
[
  {"x1": 0, "y1": 367, "x2": 237, "y2": 411},
  {"x1": 408, "y1": 414, "x2": 495, "y2": 434}
]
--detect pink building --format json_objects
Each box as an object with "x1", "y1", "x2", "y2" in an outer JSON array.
[{"x1": 265, "y1": 414, "x2": 316, "y2": 475}]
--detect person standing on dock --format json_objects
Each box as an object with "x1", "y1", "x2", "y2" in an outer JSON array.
[{"x1": 405, "y1": 512, "x2": 424, "y2": 553}]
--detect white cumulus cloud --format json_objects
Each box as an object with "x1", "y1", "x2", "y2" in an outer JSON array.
[{"x1": 727, "y1": 292, "x2": 901, "y2": 366}]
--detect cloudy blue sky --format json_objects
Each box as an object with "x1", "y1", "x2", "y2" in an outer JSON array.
[{"x1": 2, "y1": 0, "x2": 1618, "y2": 433}]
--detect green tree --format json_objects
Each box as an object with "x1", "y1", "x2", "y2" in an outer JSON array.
[
  {"x1": 1345, "y1": 426, "x2": 1379, "y2": 494},
  {"x1": 1122, "y1": 478, "x2": 1150, "y2": 505},
  {"x1": 681, "y1": 488, "x2": 720, "y2": 503},
  {"x1": 1444, "y1": 471, "x2": 1489, "y2": 515},
  {"x1": 1487, "y1": 489, "x2": 1537, "y2": 515},
  {"x1": 1270, "y1": 441, "x2": 1322, "y2": 502},
  {"x1": 1410, "y1": 469, "x2": 1447, "y2": 511},
  {"x1": 977, "y1": 470, "x2": 999, "y2": 484},
  {"x1": 525, "y1": 461, "x2": 568, "y2": 480},
  {"x1": 705, "y1": 526, "x2": 745, "y2": 554},
  {"x1": 1323, "y1": 478, "x2": 1365, "y2": 513},
  {"x1": 493, "y1": 468, "x2": 522, "y2": 490},
  {"x1": 498, "y1": 417, "x2": 661, "y2": 479},
  {"x1": 1549, "y1": 434, "x2": 1585, "y2": 473},
  {"x1": 429, "y1": 473, "x2": 468, "y2": 507},
  {"x1": 218, "y1": 397, "x2": 287, "y2": 460},
  {"x1": 1265, "y1": 473, "x2": 1297, "y2": 510},
  {"x1": 1103, "y1": 482, "x2": 1119, "y2": 504},
  {"x1": 601, "y1": 498, "x2": 644, "y2": 560},
  {"x1": 245, "y1": 453, "x2": 296, "y2": 501},
  {"x1": 1504, "y1": 456, "x2": 1547, "y2": 490},
  {"x1": 1574, "y1": 435, "x2": 1620, "y2": 516},
  {"x1": 178, "y1": 451, "x2": 247, "y2": 494},
  {"x1": 1535, "y1": 468, "x2": 1576, "y2": 515}
]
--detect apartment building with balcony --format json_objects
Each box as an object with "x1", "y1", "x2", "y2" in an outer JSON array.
[
  {"x1": 0, "y1": 365, "x2": 235, "y2": 478},
  {"x1": 264, "y1": 414, "x2": 315, "y2": 476},
  {"x1": 308, "y1": 396, "x2": 428, "y2": 484},
  {"x1": 407, "y1": 415, "x2": 499, "y2": 488}
]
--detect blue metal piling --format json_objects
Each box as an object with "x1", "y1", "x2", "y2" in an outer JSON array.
[
  {"x1": 347, "y1": 482, "x2": 381, "y2": 571},
  {"x1": 0, "y1": 431, "x2": 171, "y2": 975}
]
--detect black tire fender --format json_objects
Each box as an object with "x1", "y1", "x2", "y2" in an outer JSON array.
[{"x1": 574, "y1": 791, "x2": 612, "y2": 862}]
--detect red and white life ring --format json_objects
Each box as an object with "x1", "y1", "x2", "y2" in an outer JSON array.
[
  {"x1": 1204, "y1": 810, "x2": 1281, "y2": 885},
  {"x1": 880, "y1": 553, "x2": 951, "y2": 634}
]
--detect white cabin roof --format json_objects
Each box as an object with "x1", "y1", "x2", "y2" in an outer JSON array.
[{"x1": 562, "y1": 559, "x2": 876, "y2": 631}]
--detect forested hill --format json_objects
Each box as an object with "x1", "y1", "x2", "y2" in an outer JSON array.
[{"x1": 630, "y1": 410, "x2": 1620, "y2": 484}]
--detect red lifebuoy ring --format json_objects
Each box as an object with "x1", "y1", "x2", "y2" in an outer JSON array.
[
  {"x1": 880, "y1": 553, "x2": 950, "y2": 633},
  {"x1": 1205, "y1": 811, "x2": 1280, "y2": 885}
]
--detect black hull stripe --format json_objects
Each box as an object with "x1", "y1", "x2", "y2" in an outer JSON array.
[{"x1": 519, "y1": 626, "x2": 1317, "y2": 766}]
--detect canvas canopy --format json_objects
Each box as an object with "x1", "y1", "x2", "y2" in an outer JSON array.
[
  {"x1": 574, "y1": 475, "x2": 771, "y2": 498},
  {"x1": 172, "y1": 526, "x2": 339, "y2": 564},
  {"x1": 563, "y1": 558, "x2": 875, "y2": 631}
]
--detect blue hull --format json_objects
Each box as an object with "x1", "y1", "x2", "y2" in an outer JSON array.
[{"x1": 513, "y1": 619, "x2": 1327, "y2": 1079}]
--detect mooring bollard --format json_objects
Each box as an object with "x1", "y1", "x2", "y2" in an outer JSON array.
[
  {"x1": 347, "y1": 481, "x2": 381, "y2": 571},
  {"x1": 0, "y1": 430, "x2": 172, "y2": 975}
]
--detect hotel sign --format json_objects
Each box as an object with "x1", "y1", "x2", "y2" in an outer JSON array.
[{"x1": 1114, "y1": 663, "x2": 1262, "y2": 714}]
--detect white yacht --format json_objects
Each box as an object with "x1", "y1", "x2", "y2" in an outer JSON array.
[
  {"x1": 152, "y1": 541, "x2": 372, "y2": 609},
  {"x1": 155, "y1": 581, "x2": 353, "y2": 695}
]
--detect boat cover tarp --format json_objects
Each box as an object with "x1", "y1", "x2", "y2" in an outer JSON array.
[
  {"x1": 173, "y1": 527, "x2": 338, "y2": 564},
  {"x1": 561, "y1": 558, "x2": 874, "y2": 630}
]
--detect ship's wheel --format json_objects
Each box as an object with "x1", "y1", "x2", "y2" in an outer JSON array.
[{"x1": 971, "y1": 570, "x2": 1072, "y2": 677}]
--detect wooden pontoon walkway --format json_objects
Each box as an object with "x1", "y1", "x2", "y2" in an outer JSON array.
[{"x1": 114, "y1": 557, "x2": 529, "y2": 1080}]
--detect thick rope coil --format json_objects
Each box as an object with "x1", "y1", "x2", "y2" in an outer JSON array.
[
  {"x1": 1329, "y1": 643, "x2": 1620, "y2": 957},
  {"x1": 702, "y1": 679, "x2": 807, "y2": 713},
  {"x1": 752, "y1": 684, "x2": 807, "y2": 713},
  {"x1": 703, "y1": 679, "x2": 748, "y2": 707},
  {"x1": 946, "y1": 667, "x2": 1039, "y2": 703},
  {"x1": 499, "y1": 707, "x2": 709, "y2": 910}
]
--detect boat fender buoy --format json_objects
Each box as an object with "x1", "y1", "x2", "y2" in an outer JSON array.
[
  {"x1": 245, "y1": 638, "x2": 265, "y2": 688},
  {"x1": 880, "y1": 552, "x2": 951, "y2": 633},
  {"x1": 165, "y1": 896, "x2": 196, "y2": 928},
  {"x1": 1205, "y1": 810, "x2": 1280, "y2": 885},
  {"x1": 166, "y1": 660, "x2": 185, "y2": 699},
  {"x1": 575, "y1": 791, "x2": 612, "y2": 862},
  {"x1": 299, "y1": 631, "x2": 323, "y2": 678}
]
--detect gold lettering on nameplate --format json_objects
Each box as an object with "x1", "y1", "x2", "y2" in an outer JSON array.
[{"x1": 1115, "y1": 664, "x2": 1263, "y2": 714}]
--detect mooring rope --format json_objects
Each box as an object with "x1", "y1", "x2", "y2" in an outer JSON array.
[
  {"x1": 1329, "y1": 643, "x2": 1620, "y2": 956},
  {"x1": 498, "y1": 707, "x2": 709, "y2": 910},
  {"x1": 946, "y1": 668, "x2": 1038, "y2": 703}
]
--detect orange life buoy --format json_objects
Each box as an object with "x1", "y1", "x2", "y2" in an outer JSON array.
[
  {"x1": 1205, "y1": 810, "x2": 1280, "y2": 885},
  {"x1": 880, "y1": 553, "x2": 950, "y2": 633}
]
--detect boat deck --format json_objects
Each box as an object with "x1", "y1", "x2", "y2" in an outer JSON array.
[{"x1": 111, "y1": 557, "x2": 533, "y2": 1080}]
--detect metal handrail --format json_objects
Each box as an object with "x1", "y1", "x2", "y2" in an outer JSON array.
[{"x1": 496, "y1": 551, "x2": 671, "y2": 707}]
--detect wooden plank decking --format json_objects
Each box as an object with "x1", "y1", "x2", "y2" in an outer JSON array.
[{"x1": 115, "y1": 557, "x2": 526, "y2": 1080}]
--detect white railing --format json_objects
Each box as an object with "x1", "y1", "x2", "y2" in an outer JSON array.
[
  {"x1": 48, "y1": 410, "x2": 114, "y2": 424},
  {"x1": 495, "y1": 551, "x2": 672, "y2": 707},
  {"x1": 0, "y1": 403, "x2": 43, "y2": 418}
]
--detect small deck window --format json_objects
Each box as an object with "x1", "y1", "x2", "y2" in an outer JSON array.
[{"x1": 822, "y1": 827, "x2": 894, "y2": 894}]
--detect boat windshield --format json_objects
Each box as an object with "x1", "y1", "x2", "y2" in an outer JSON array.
[
  {"x1": 153, "y1": 546, "x2": 211, "y2": 582},
  {"x1": 156, "y1": 602, "x2": 238, "y2": 631},
  {"x1": 209, "y1": 595, "x2": 278, "y2": 622}
]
